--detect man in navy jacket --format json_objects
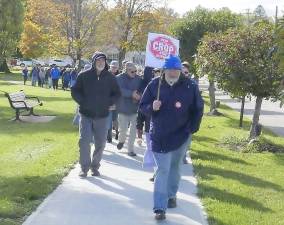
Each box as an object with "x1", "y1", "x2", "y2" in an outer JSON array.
[{"x1": 139, "y1": 55, "x2": 204, "y2": 220}]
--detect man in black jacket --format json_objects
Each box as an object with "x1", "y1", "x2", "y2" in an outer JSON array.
[{"x1": 71, "y1": 52, "x2": 121, "y2": 177}]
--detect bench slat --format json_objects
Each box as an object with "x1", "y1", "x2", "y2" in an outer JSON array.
[{"x1": 6, "y1": 91, "x2": 41, "y2": 113}]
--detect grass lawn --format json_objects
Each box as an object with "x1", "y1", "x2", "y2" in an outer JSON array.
[
  {"x1": 191, "y1": 100, "x2": 284, "y2": 225},
  {"x1": 0, "y1": 72, "x2": 78, "y2": 225},
  {"x1": 0, "y1": 72, "x2": 283, "y2": 225}
]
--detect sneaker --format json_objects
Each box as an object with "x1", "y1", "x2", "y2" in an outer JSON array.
[
  {"x1": 79, "y1": 170, "x2": 88, "y2": 178},
  {"x1": 107, "y1": 136, "x2": 112, "y2": 143},
  {"x1": 117, "y1": 142, "x2": 124, "y2": 150},
  {"x1": 149, "y1": 177, "x2": 155, "y2": 182},
  {"x1": 91, "y1": 170, "x2": 101, "y2": 177},
  {"x1": 154, "y1": 210, "x2": 166, "y2": 220},
  {"x1": 168, "y1": 198, "x2": 177, "y2": 208},
  {"x1": 128, "y1": 152, "x2": 137, "y2": 157}
]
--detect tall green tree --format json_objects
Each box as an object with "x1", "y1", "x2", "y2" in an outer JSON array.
[
  {"x1": 253, "y1": 5, "x2": 268, "y2": 20},
  {"x1": 0, "y1": 0, "x2": 24, "y2": 72},
  {"x1": 196, "y1": 23, "x2": 282, "y2": 139},
  {"x1": 171, "y1": 7, "x2": 242, "y2": 114},
  {"x1": 171, "y1": 7, "x2": 242, "y2": 72},
  {"x1": 275, "y1": 16, "x2": 284, "y2": 107}
]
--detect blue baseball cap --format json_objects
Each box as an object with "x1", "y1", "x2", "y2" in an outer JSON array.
[{"x1": 163, "y1": 55, "x2": 182, "y2": 70}]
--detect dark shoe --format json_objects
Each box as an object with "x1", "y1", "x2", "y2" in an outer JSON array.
[
  {"x1": 128, "y1": 152, "x2": 137, "y2": 157},
  {"x1": 168, "y1": 198, "x2": 177, "y2": 208},
  {"x1": 91, "y1": 170, "x2": 101, "y2": 177},
  {"x1": 107, "y1": 130, "x2": 112, "y2": 143},
  {"x1": 155, "y1": 210, "x2": 166, "y2": 220},
  {"x1": 149, "y1": 176, "x2": 155, "y2": 182},
  {"x1": 117, "y1": 142, "x2": 124, "y2": 150},
  {"x1": 79, "y1": 170, "x2": 88, "y2": 178}
]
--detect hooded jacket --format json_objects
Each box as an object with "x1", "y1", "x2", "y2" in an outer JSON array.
[{"x1": 71, "y1": 66, "x2": 121, "y2": 119}]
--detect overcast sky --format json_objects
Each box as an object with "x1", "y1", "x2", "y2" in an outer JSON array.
[{"x1": 168, "y1": 0, "x2": 284, "y2": 18}]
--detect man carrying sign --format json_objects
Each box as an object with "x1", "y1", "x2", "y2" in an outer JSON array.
[{"x1": 139, "y1": 55, "x2": 204, "y2": 220}]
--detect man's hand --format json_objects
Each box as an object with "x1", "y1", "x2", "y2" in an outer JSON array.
[
  {"x1": 153, "y1": 100, "x2": 162, "y2": 111},
  {"x1": 132, "y1": 91, "x2": 141, "y2": 101}
]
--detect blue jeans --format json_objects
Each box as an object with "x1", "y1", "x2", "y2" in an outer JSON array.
[{"x1": 152, "y1": 135, "x2": 192, "y2": 212}]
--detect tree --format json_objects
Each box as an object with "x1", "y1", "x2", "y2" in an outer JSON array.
[
  {"x1": 93, "y1": 3, "x2": 177, "y2": 64},
  {"x1": 52, "y1": 0, "x2": 106, "y2": 67},
  {"x1": 171, "y1": 7, "x2": 242, "y2": 114},
  {"x1": 196, "y1": 23, "x2": 282, "y2": 139},
  {"x1": 253, "y1": 5, "x2": 268, "y2": 20},
  {"x1": 20, "y1": 0, "x2": 105, "y2": 67},
  {"x1": 0, "y1": 0, "x2": 24, "y2": 72},
  {"x1": 171, "y1": 7, "x2": 242, "y2": 69},
  {"x1": 20, "y1": 0, "x2": 63, "y2": 58},
  {"x1": 103, "y1": 0, "x2": 156, "y2": 63},
  {"x1": 275, "y1": 16, "x2": 284, "y2": 107}
]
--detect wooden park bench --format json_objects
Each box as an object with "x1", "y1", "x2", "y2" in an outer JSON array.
[{"x1": 4, "y1": 90, "x2": 43, "y2": 121}]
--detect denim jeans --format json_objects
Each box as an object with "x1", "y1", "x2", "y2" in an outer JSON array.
[{"x1": 152, "y1": 135, "x2": 192, "y2": 212}]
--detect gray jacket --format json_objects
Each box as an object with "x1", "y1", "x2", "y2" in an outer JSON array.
[{"x1": 116, "y1": 73, "x2": 142, "y2": 115}]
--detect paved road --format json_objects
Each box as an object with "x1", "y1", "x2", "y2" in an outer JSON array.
[{"x1": 199, "y1": 79, "x2": 284, "y2": 137}]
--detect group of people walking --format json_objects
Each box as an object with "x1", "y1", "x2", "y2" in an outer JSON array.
[
  {"x1": 22, "y1": 64, "x2": 79, "y2": 90},
  {"x1": 71, "y1": 51, "x2": 204, "y2": 221}
]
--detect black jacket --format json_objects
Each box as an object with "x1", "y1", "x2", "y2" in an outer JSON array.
[{"x1": 71, "y1": 67, "x2": 121, "y2": 119}]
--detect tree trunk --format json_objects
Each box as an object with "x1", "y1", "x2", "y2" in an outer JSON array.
[
  {"x1": 239, "y1": 96, "x2": 245, "y2": 127},
  {"x1": 74, "y1": 0, "x2": 83, "y2": 70},
  {"x1": 0, "y1": 58, "x2": 10, "y2": 73},
  {"x1": 118, "y1": 49, "x2": 126, "y2": 68},
  {"x1": 249, "y1": 96, "x2": 263, "y2": 139},
  {"x1": 208, "y1": 80, "x2": 216, "y2": 112},
  {"x1": 77, "y1": 52, "x2": 82, "y2": 70}
]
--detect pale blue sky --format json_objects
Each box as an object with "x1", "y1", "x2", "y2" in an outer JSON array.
[{"x1": 168, "y1": 0, "x2": 284, "y2": 17}]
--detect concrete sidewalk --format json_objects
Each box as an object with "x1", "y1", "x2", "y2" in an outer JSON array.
[
  {"x1": 23, "y1": 139, "x2": 208, "y2": 225},
  {"x1": 199, "y1": 79, "x2": 284, "y2": 137}
]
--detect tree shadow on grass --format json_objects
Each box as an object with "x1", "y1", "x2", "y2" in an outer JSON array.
[
  {"x1": 272, "y1": 153, "x2": 284, "y2": 166},
  {"x1": 198, "y1": 183, "x2": 273, "y2": 213},
  {"x1": 194, "y1": 165, "x2": 283, "y2": 192},
  {"x1": 0, "y1": 105, "x2": 77, "y2": 135},
  {"x1": 206, "y1": 216, "x2": 228, "y2": 225},
  {"x1": 190, "y1": 150, "x2": 251, "y2": 165},
  {"x1": 192, "y1": 135, "x2": 218, "y2": 144},
  {"x1": 0, "y1": 174, "x2": 63, "y2": 223}
]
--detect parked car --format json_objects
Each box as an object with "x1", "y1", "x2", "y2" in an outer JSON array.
[
  {"x1": 17, "y1": 59, "x2": 33, "y2": 67},
  {"x1": 17, "y1": 59, "x2": 45, "y2": 67},
  {"x1": 49, "y1": 59, "x2": 72, "y2": 67}
]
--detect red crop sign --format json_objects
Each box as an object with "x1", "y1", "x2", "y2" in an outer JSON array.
[{"x1": 150, "y1": 36, "x2": 177, "y2": 59}]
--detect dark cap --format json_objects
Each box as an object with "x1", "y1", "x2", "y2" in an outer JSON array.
[
  {"x1": 92, "y1": 51, "x2": 107, "y2": 62},
  {"x1": 182, "y1": 61, "x2": 190, "y2": 70}
]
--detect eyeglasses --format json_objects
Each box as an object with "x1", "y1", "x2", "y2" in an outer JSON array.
[
  {"x1": 130, "y1": 70, "x2": 137, "y2": 73},
  {"x1": 184, "y1": 71, "x2": 189, "y2": 74}
]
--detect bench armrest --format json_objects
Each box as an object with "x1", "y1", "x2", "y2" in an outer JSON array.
[{"x1": 26, "y1": 96, "x2": 41, "y2": 103}]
